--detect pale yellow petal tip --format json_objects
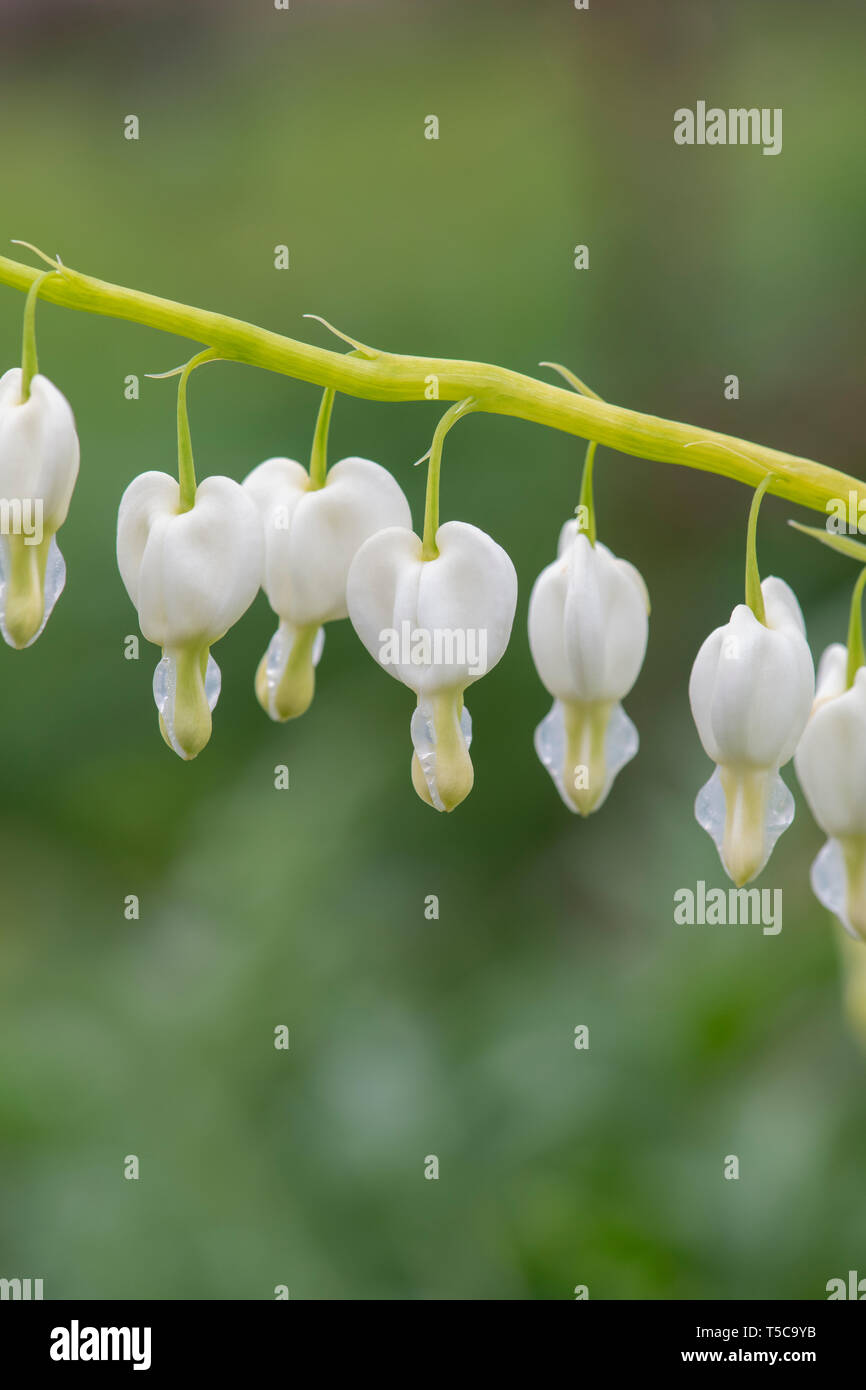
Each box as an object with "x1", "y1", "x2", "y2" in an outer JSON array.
[
  {"x1": 255, "y1": 650, "x2": 315, "y2": 722},
  {"x1": 411, "y1": 749, "x2": 474, "y2": 812},
  {"x1": 566, "y1": 784, "x2": 602, "y2": 818},
  {"x1": 3, "y1": 592, "x2": 45, "y2": 648},
  {"x1": 1, "y1": 532, "x2": 54, "y2": 648},
  {"x1": 255, "y1": 622, "x2": 323, "y2": 722},
  {"x1": 410, "y1": 690, "x2": 475, "y2": 811},
  {"x1": 721, "y1": 837, "x2": 764, "y2": 888},
  {"x1": 154, "y1": 646, "x2": 217, "y2": 760},
  {"x1": 722, "y1": 839, "x2": 767, "y2": 884},
  {"x1": 159, "y1": 708, "x2": 211, "y2": 761}
]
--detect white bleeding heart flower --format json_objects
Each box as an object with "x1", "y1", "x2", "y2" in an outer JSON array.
[
  {"x1": 528, "y1": 521, "x2": 649, "y2": 814},
  {"x1": 117, "y1": 471, "x2": 262, "y2": 759},
  {"x1": 243, "y1": 455, "x2": 411, "y2": 720},
  {"x1": 346, "y1": 520, "x2": 517, "y2": 811},
  {"x1": 0, "y1": 367, "x2": 79, "y2": 648},
  {"x1": 689, "y1": 575, "x2": 814, "y2": 886},
  {"x1": 795, "y1": 644, "x2": 866, "y2": 941}
]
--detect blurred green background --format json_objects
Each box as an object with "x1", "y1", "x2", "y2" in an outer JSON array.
[{"x1": 1, "y1": 0, "x2": 865, "y2": 1300}]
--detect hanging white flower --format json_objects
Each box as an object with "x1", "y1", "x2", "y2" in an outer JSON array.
[
  {"x1": 117, "y1": 471, "x2": 262, "y2": 759},
  {"x1": 0, "y1": 367, "x2": 79, "y2": 648},
  {"x1": 690, "y1": 575, "x2": 814, "y2": 885},
  {"x1": 243, "y1": 452, "x2": 410, "y2": 719},
  {"x1": 528, "y1": 519, "x2": 649, "y2": 813},
  {"x1": 795, "y1": 641, "x2": 866, "y2": 941},
  {"x1": 346, "y1": 519, "x2": 517, "y2": 810}
]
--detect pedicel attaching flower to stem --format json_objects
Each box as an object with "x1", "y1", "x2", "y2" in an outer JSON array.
[
  {"x1": 0, "y1": 262, "x2": 79, "y2": 648},
  {"x1": 528, "y1": 366, "x2": 649, "y2": 814},
  {"x1": 347, "y1": 398, "x2": 517, "y2": 811},
  {"x1": 790, "y1": 524, "x2": 866, "y2": 942},
  {"x1": 243, "y1": 383, "x2": 411, "y2": 721},
  {"x1": 116, "y1": 350, "x2": 262, "y2": 760},
  {"x1": 689, "y1": 474, "x2": 814, "y2": 885}
]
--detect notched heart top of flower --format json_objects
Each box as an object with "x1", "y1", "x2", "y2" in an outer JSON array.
[
  {"x1": 243, "y1": 451, "x2": 410, "y2": 721},
  {"x1": 347, "y1": 519, "x2": 517, "y2": 811},
  {"x1": 117, "y1": 471, "x2": 262, "y2": 759}
]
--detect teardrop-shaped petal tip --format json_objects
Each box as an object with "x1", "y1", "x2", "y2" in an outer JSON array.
[
  {"x1": 153, "y1": 648, "x2": 220, "y2": 760},
  {"x1": 569, "y1": 784, "x2": 601, "y2": 818},
  {"x1": 158, "y1": 708, "x2": 212, "y2": 761},
  {"x1": 410, "y1": 693, "x2": 474, "y2": 811},
  {"x1": 255, "y1": 649, "x2": 315, "y2": 721},
  {"x1": 722, "y1": 842, "x2": 763, "y2": 889},
  {"x1": 0, "y1": 534, "x2": 67, "y2": 649},
  {"x1": 533, "y1": 699, "x2": 638, "y2": 816},
  {"x1": 254, "y1": 622, "x2": 324, "y2": 722},
  {"x1": 158, "y1": 671, "x2": 213, "y2": 760},
  {"x1": 3, "y1": 582, "x2": 45, "y2": 648},
  {"x1": 696, "y1": 766, "x2": 794, "y2": 886},
  {"x1": 410, "y1": 746, "x2": 474, "y2": 811}
]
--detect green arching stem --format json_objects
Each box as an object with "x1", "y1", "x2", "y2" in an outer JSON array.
[
  {"x1": 19, "y1": 269, "x2": 55, "y2": 401},
  {"x1": 308, "y1": 386, "x2": 336, "y2": 490},
  {"x1": 0, "y1": 248, "x2": 863, "y2": 517},
  {"x1": 744, "y1": 473, "x2": 775, "y2": 624},
  {"x1": 422, "y1": 397, "x2": 478, "y2": 560},
  {"x1": 577, "y1": 441, "x2": 598, "y2": 545},
  {"x1": 846, "y1": 568, "x2": 866, "y2": 688},
  {"x1": 175, "y1": 349, "x2": 220, "y2": 511}
]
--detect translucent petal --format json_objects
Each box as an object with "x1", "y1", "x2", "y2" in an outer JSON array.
[
  {"x1": 695, "y1": 765, "x2": 794, "y2": 883},
  {"x1": 0, "y1": 534, "x2": 66, "y2": 649},
  {"x1": 260, "y1": 620, "x2": 324, "y2": 720},
  {"x1": 410, "y1": 696, "x2": 472, "y2": 813},
  {"x1": 153, "y1": 650, "x2": 221, "y2": 758},
  {"x1": 533, "y1": 698, "x2": 638, "y2": 813},
  {"x1": 810, "y1": 838, "x2": 862, "y2": 941}
]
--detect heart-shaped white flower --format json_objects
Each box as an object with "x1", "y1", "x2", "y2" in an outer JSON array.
[
  {"x1": 243, "y1": 454, "x2": 411, "y2": 719},
  {"x1": 689, "y1": 575, "x2": 814, "y2": 885},
  {"x1": 117, "y1": 471, "x2": 262, "y2": 759},
  {"x1": 528, "y1": 521, "x2": 649, "y2": 814},
  {"x1": 347, "y1": 519, "x2": 517, "y2": 810},
  {"x1": 0, "y1": 367, "x2": 79, "y2": 648}
]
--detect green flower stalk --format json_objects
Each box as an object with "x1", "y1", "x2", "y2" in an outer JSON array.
[{"x1": 0, "y1": 247, "x2": 861, "y2": 517}]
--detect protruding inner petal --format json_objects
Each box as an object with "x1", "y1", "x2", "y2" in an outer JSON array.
[
  {"x1": 0, "y1": 533, "x2": 66, "y2": 649},
  {"x1": 154, "y1": 645, "x2": 221, "y2": 760},
  {"x1": 255, "y1": 619, "x2": 325, "y2": 722},
  {"x1": 811, "y1": 835, "x2": 866, "y2": 942},
  {"x1": 695, "y1": 765, "x2": 794, "y2": 886},
  {"x1": 533, "y1": 698, "x2": 638, "y2": 815},
  {"x1": 410, "y1": 690, "x2": 473, "y2": 812}
]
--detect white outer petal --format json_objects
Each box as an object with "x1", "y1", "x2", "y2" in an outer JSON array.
[
  {"x1": 689, "y1": 576, "x2": 814, "y2": 768},
  {"x1": 761, "y1": 574, "x2": 808, "y2": 637},
  {"x1": 117, "y1": 471, "x2": 263, "y2": 647},
  {"x1": 347, "y1": 520, "x2": 517, "y2": 693},
  {"x1": 0, "y1": 368, "x2": 80, "y2": 531},
  {"x1": 528, "y1": 531, "x2": 648, "y2": 702},
  {"x1": 812, "y1": 642, "x2": 848, "y2": 710},
  {"x1": 795, "y1": 666, "x2": 866, "y2": 836},
  {"x1": 244, "y1": 455, "x2": 411, "y2": 625}
]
